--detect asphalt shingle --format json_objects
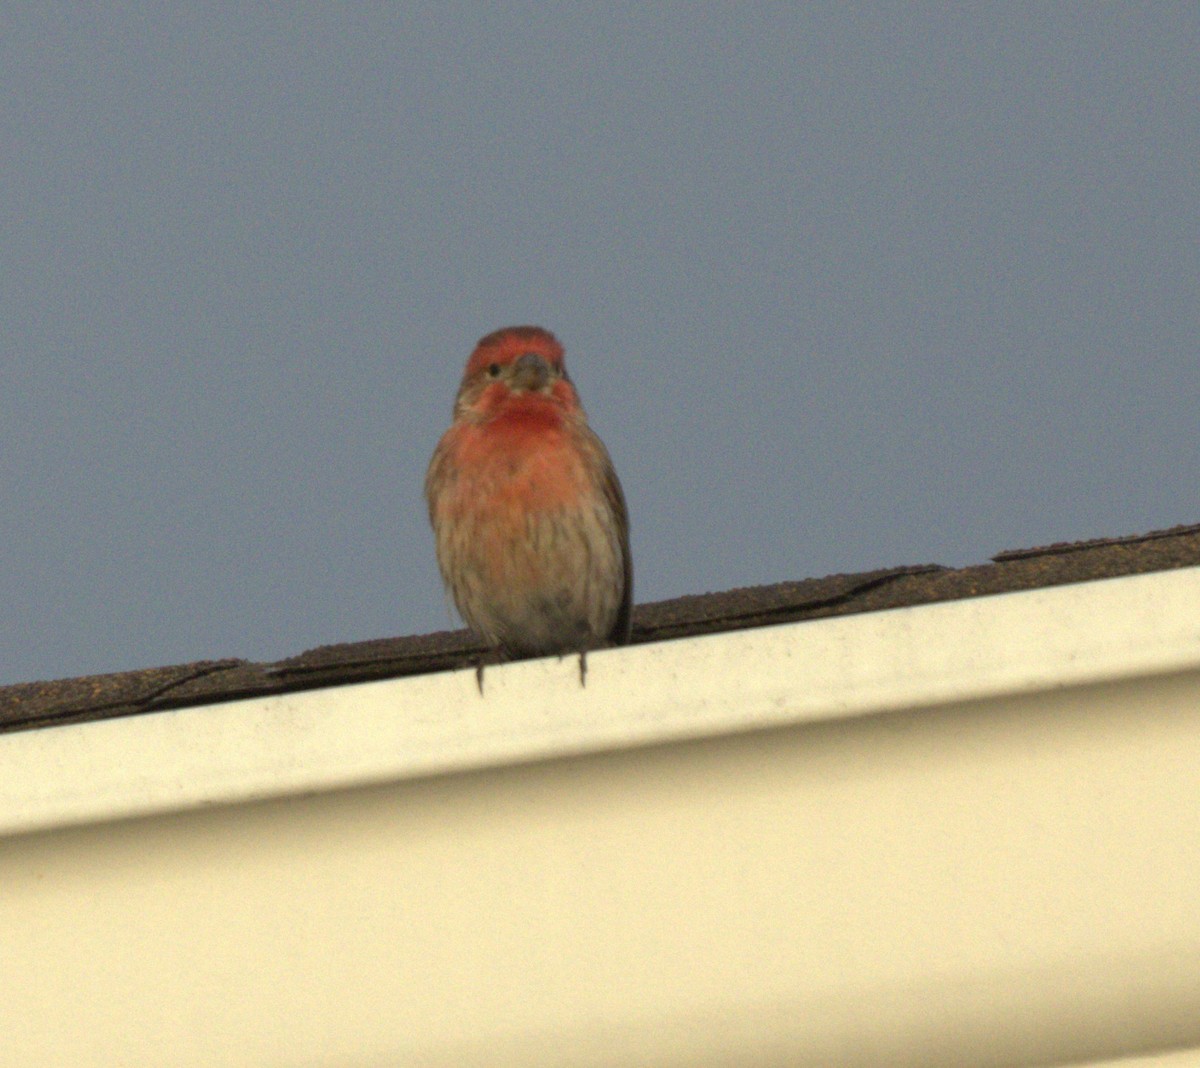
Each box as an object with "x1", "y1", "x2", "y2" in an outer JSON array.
[{"x1": 3, "y1": 523, "x2": 1198, "y2": 734}]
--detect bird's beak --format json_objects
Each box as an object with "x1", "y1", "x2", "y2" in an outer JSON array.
[{"x1": 509, "y1": 352, "x2": 552, "y2": 392}]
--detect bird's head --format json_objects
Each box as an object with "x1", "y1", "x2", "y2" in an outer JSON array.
[{"x1": 453, "y1": 325, "x2": 581, "y2": 422}]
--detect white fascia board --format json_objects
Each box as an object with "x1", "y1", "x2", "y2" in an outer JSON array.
[{"x1": 2, "y1": 565, "x2": 1199, "y2": 838}]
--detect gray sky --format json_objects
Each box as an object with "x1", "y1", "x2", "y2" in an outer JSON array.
[{"x1": 4, "y1": 5, "x2": 1198, "y2": 686}]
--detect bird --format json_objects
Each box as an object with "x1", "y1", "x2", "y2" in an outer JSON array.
[{"x1": 425, "y1": 325, "x2": 632, "y2": 689}]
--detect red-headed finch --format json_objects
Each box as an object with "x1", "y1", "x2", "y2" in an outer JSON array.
[
  {"x1": 425, "y1": 326, "x2": 632, "y2": 686},
  {"x1": 427, "y1": 321, "x2": 633, "y2": 681}
]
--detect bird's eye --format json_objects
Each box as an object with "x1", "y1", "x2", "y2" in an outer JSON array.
[{"x1": 487, "y1": 363, "x2": 501, "y2": 378}]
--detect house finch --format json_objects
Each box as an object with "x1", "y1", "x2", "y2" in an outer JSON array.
[{"x1": 425, "y1": 325, "x2": 632, "y2": 686}]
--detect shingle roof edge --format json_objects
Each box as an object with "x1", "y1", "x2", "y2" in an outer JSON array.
[{"x1": 3, "y1": 522, "x2": 1199, "y2": 733}]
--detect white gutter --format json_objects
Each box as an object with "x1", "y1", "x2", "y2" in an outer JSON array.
[
  {"x1": 4, "y1": 566, "x2": 1200, "y2": 1067},
  {"x1": 2, "y1": 566, "x2": 1200, "y2": 837}
]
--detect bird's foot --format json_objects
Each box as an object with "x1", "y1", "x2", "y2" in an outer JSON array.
[{"x1": 474, "y1": 647, "x2": 505, "y2": 695}]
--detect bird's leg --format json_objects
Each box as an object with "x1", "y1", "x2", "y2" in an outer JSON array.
[
  {"x1": 474, "y1": 646, "x2": 504, "y2": 695},
  {"x1": 577, "y1": 649, "x2": 588, "y2": 687}
]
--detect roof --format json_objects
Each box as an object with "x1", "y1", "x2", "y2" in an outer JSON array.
[{"x1": 3, "y1": 522, "x2": 1199, "y2": 735}]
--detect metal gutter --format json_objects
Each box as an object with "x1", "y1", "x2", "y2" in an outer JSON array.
[
  {"x1": 2, "y1": 567, "x2": 1200, "y2": 1066},
  {"x1": 2, "y1": 566, "x2": 1199, "y2": 838}
]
